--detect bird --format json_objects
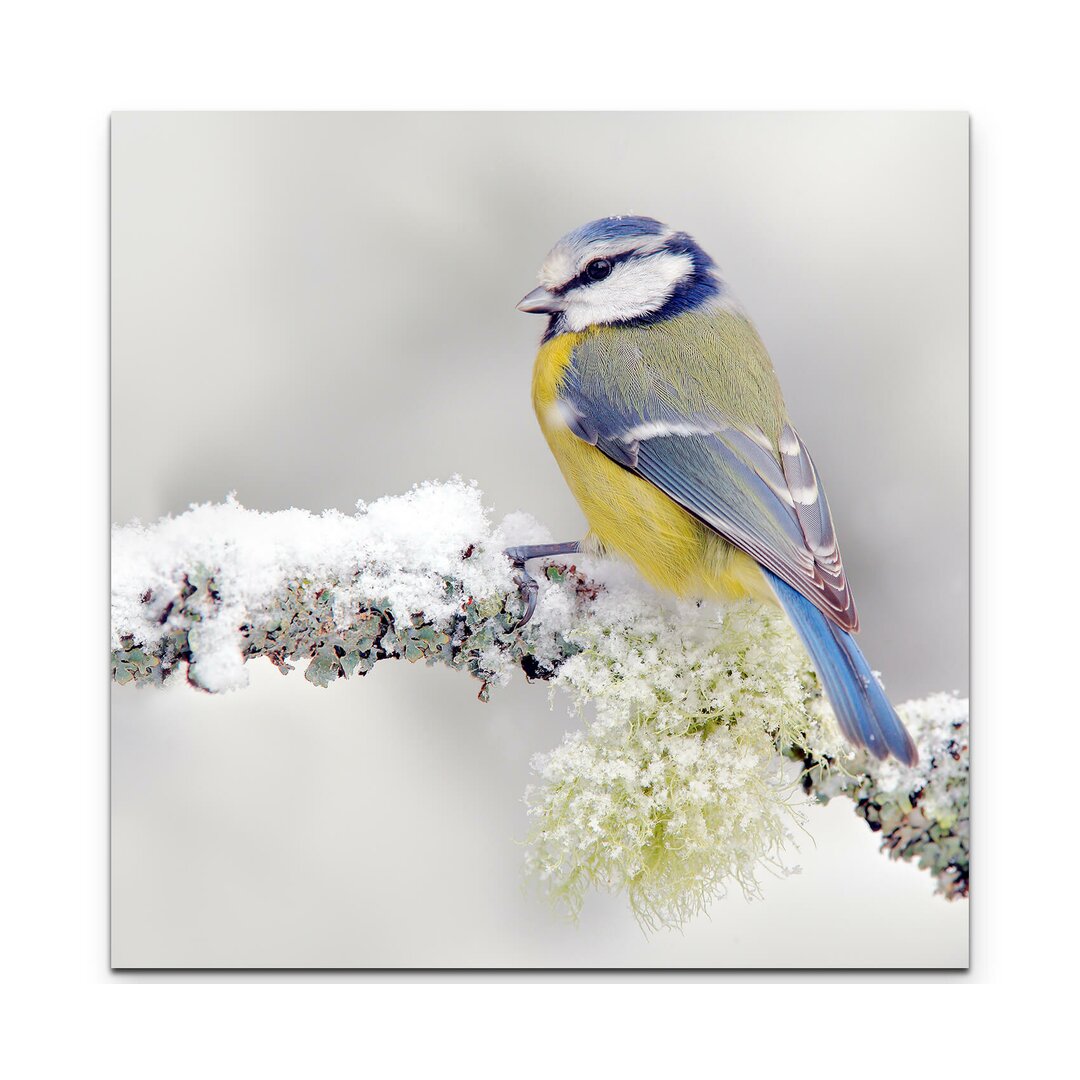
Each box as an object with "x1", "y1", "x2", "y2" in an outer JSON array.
[{"x1": 506, "y1": 215, "x2": 918, "y2": 766}]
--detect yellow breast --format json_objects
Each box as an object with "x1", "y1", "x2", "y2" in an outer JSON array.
[{"x1": 530, "y1": 331, "x2": 773, "y2": 605}]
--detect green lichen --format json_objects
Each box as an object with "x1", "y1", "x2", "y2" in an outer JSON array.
[
  {"x1": 111, "y1": 562, "x2": 595, "y2": 696},
  {"x1": 812, "y1": 693, "x2": 970, "y2": 900}
]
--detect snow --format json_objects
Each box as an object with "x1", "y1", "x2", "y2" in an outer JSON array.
[{"x1": 111, "y1": 477, "x2": 552, "y2": 691}]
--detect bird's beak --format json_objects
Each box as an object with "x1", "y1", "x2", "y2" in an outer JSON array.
[{"x1": 517, "y1": 286, "x2": 566, "y2": 314}]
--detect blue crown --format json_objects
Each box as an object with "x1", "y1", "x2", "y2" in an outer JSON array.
[{"x1": 564, "y1": 215, "x2": 668, "y2": 247}]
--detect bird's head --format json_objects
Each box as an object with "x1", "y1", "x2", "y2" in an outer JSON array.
[{"x1": 518, "y1": 216, "x2": 724, "y2": 337}]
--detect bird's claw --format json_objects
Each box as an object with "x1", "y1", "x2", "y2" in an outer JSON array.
[
  {"x1": 503, "y1": 541, "x2": 582, "y2": 632},
  {"x1": 511, "y1": 564, "x2": 538, "y2": 630}
]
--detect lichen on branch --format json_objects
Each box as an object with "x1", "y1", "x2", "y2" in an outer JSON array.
[
  {"x1": 111, "y1": 478, "x2": 574, "y2": 695},
  {"x1": 112, "y1": 478, "x2": 969, "y2": 927}
]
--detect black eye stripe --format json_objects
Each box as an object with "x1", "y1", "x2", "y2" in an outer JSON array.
[{"x1": 553, "y1": 248, "x2": 640, "y2": 295}]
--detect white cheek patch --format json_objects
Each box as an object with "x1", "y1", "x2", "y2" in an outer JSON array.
[{"x1": 562, "y1": 252, "x2": 694, "y2": 331}]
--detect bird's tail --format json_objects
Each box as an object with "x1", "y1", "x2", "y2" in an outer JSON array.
[{"x1": 764, "y1": 570, "x2": 918, "y2": 766}]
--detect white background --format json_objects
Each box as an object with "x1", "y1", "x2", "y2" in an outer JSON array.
[
  {"x1": 1, "y1": 0, "x2": 1073, "y2": 1074},
  {"x1": 110, "y1": 111, "x2": 967, "y2": 967}
]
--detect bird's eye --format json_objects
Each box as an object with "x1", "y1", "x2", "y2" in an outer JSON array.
[{"x1": 585, "y1": 258, "x2": 612, "y2": 282}]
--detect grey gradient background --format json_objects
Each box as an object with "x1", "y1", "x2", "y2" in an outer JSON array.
[{"x1": 111, "y1": 112, "x2": 968, "y2": 968}]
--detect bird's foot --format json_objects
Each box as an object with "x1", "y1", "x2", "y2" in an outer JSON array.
[
  {"x1": 503, "y1": 541, "x2": 583, "y2": 630},
  {"x1": 510, "y1": 563, "x2": 539, "y2": 630}
]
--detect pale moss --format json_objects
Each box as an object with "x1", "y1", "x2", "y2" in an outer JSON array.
[{"x1": 526, "y1": 596, "x2": 837, "y2": 929}]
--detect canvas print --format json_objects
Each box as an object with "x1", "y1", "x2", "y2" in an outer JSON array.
[{"x1": 111, "y1": 112, "x2": 968, "y2": 968}]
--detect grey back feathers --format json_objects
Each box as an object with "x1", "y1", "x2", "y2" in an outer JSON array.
[{"x1": 557, "y1": 310, "x2": 859, "y2": 632}]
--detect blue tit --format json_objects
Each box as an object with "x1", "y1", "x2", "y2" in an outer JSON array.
[{"x1": 506, "y1": 215, "x2": 918, "y2": 766}]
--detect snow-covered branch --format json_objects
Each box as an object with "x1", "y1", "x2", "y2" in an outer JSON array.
[{"x1": 112, "y1": 479, "x2": 968, "y2": 927}]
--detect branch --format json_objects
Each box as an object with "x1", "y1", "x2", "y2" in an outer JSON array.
[
  {"x1": 112, "y1": 479, "x2": 968, "y2": 928},
  {"x1": 796, "y1": 693, "x2": 969, "y2": 901},
  {"x1": 111, "y1": 479, "x2": 560, "y2": 695}
]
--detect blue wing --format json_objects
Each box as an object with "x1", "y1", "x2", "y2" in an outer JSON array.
[
  {"x1": 555, "y1": 327, "x2": 922, "y2": 763},
  {"x1": 558, "y1": 355, "x2": 859, "y2": 633}
]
